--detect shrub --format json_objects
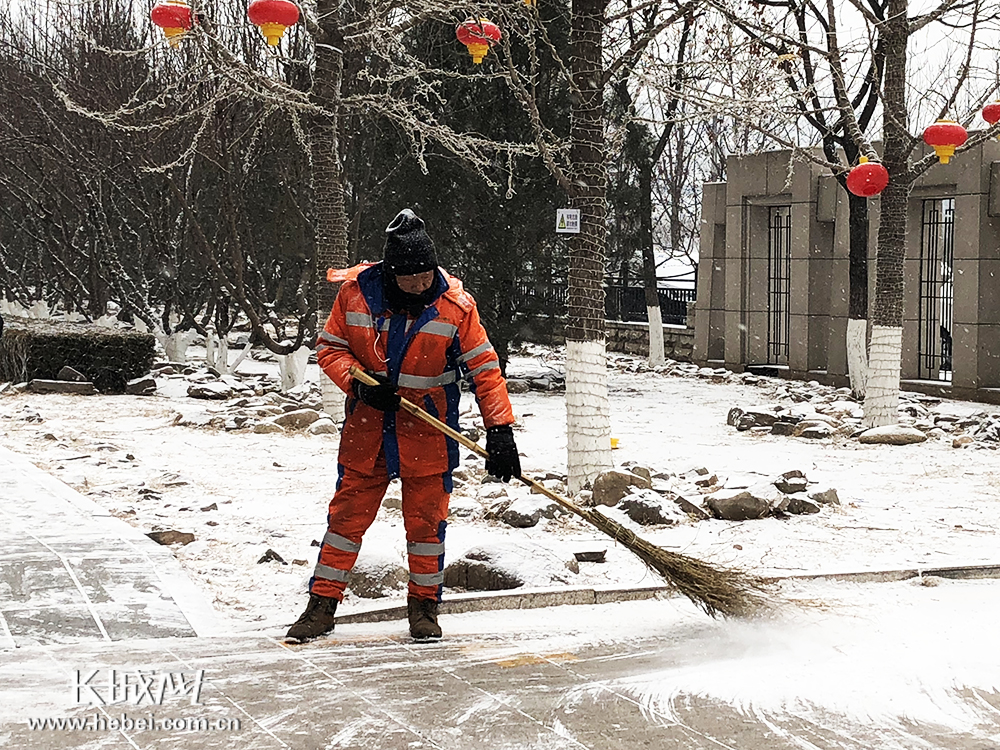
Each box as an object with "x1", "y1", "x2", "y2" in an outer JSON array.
[{"x1": 0, "y1": 317, "x2": 155, "y2": 393}]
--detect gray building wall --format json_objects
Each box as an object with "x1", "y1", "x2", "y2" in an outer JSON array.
[{"x1": 695, "y1": 142, "x2": 1000, "y2": 404}]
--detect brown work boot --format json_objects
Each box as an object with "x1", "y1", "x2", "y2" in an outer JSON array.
[
  {"x1": 285, "y1": 593, "x2": 339, "y2": 643},
  {"x1": 407, "y1": 597, "x2": 442, "y2": 640}
]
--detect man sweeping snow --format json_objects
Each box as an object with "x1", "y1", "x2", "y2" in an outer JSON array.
[{"x1": 286, "y1": 208, "x2": 522, "y2": 642}]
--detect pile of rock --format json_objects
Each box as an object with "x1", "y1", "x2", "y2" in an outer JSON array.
[
  {"x1": 579, "y1": 464, "x2": 840, "y2": 523},
  {"x1": 726, "y1": 379, "x2": 1000, "y2": 448},
  {"x1": 160, "y1": 363, "x2": 336, "y2": 435}
]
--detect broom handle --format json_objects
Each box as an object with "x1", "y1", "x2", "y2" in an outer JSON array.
[{"x1": 349, "y1": 366, "x2": 588, "y2": 518}]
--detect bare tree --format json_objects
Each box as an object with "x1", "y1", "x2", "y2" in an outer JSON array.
[{"x1": 690, "y1": 0, "x2": 999, "y2": 421}]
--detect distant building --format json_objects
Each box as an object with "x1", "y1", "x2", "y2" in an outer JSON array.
[{"x1": 693, "y1": 143, "x2": 1000, "y2": 404}]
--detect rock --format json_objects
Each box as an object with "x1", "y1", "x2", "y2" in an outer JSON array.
[
  {"x1": 57, "y1": 366, "x2": 89, "y2": 382},
  {"x1": 785, "y1": 496, "x2": 821, "y2": 514},
  {"x1": 704, "y1": 486, "x2": 776, "y2": 521},
  {"x1": 187, "y1": 382, "x2": 233, "y2": 400},
  {"x1": 590, "y1": 469, "x2": 653, "y2": 506},
  {"x1": 620, "y1": 491, "x2": 679, "y2": 526},
  {"x1": 744, "y1": 409, "x2": 779, "y2": 427},
  {"x1": 125, "y1": 376, "x2": 157, "y2": 396},
  {"x1": 796, "y1": 422, "x2": 834, "y2": 439},
  {"x1": 444, "y1": 552, "x2": 525, "y2": 591},
  {"x1": 726, "y1": 407, "x2": 744, "y2": 426},
  {"x1": 307, "y1": 418, "x2": 338, "y2": 435},
  {"x1": 444, "y1": 543, "x2": 576, "y2": 591},
  {"x1": 501, "y1": 499, "x2": 543, "y2": 528},
  {"x1": 573, "y1": 549, "x2": 607, "y2": 563},
  {"x1": 626, "y1": 465, "x2": 653, "y2": 484},
  {"x1": 694, "y1": 474, "x2": 718, "y2": 488},
  {"x1": 770, "y1": 421, "x2": 797, "y2": 436},
  {"x1": 668, "y1": 492, "x2": 710, "y2": 520},
  {"x1": 28, "y1": 380, "x2": 98, "y2": 395},
  {"x1": 257, "y1": 548, "x2": 287, "y2": 564},
  {"x1": 858, "y1": 425, "x2": 928, "y2": 445},
  {"x1": 146, "y1": 530, "x2": 195, "y2": 546},
  {"x1": 952, "y1": 435, "x2": 974, "y2": 448},
  {"x1": 773, "y1": 476, "x2": 808, "y2": 494},
  {"x1": 253, "y1": 421, "x2": 285, "y2": 434},
  {"x1": 448, "y1": 496, "x2": 480, "y2": 519},
  {"x1": 807, "y1": 487, "x2": 840, "y2": 505},
  {"x1": 382, "y1": 484, "x2": 403, "y2": 510},
  {"x1": 348, "y1": 554, "x2": 408, "y2": 598},
  {"x1": 272, "y1": 408, "x2": 323, "y2": 429},
  {"x1": 529, "y1": 479, "x2": 566, "y2": 497},
  {"x1": 201, "y1": 503, "x2": 218, "y2": 512},
  {"x1": 505, "y1": 379, "x2": 531, "y2": 394}
]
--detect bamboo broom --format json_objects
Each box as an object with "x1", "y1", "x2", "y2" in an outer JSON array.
[{"x1": 350, "y1": 366, "x2": 774, "y2": 619}]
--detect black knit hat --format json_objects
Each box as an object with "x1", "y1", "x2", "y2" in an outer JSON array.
[{"x1": 383, "y1": 209, "x2": 437, "y2": 276}]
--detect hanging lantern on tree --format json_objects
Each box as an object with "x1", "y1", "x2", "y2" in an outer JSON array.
[
  {"x1": 150, "y1": 0, "x2": 193, "y2": 48},
  {"x1": 846, "y1": 156, "x2": 889, "y2": 198},
  {"x1": 983, "y1": 101, "x2": 1000, "y2": 135},
  {"x1": 248, "y1": 0, "x2": 300, "y2": 46},
  {"x1": 456, "y1": 18, "x2": 502, "y2": 64},
  {"x1": 922, "y1": 119, "x2": 968, "y2": 164}
]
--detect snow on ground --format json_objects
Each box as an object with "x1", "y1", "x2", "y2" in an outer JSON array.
[{"x1": 1, "y1": 344, "x2": 999, "y2": 635}]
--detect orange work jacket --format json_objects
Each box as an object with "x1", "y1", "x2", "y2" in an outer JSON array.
[{"x1": 316, "y1": 263, "x2": 514, "y2": 478}]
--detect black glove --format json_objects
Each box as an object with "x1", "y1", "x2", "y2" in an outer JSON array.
[
  {"x1": 485, "y1": 425, "x2": 521, "y2": 482},
  {"x1": 352, "y1": 373, "x2": 400, "y2": 412}
]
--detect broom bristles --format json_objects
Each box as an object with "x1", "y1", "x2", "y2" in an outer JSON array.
[{"x1": 584, "y1": 507, "x2": 775, "y2": 619}]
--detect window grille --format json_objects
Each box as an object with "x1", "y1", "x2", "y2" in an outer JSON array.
[
  {"x1": 918, "y1": 198, "x2": 955, "y2": 381},
  {"x1": 767, "y1": 206, "x2": 792, "y2": 364}
]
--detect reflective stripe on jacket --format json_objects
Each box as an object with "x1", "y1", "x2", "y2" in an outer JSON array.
[{"x1": 316, "y1": 263, "x2": 514, "y2": 478}]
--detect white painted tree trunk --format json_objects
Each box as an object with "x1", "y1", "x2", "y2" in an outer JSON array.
[
  {"x1": 846, "y1": 317, "x2": 868, "y2": 400},
  {"x1": 321, "y1": 377, "x2": 346, "y2": 423},
  {"x1": 1, "y1": 300, "x2": 50, "y2": 319},
  {"x1": 274, "y1": 346, "x2": 312, "y2": 393},
  {"x1": 205, "y1": 330, "x2": 227, "y2": 372},
  {"x1": 646, "y1": 305, "x2": 665, "y2": 367},
  {"x1": 863, "y1": 325, "x2": 902, "y2": 428},
  {"x1": 566, "y1": 339, "x2": 613, "y2": 494},
  {"x1": 204, "y1": 331, "x2": 254, "y2": 375},
  {"x1": 158, "y1": 330, "x2": 196, "y2": 364}
]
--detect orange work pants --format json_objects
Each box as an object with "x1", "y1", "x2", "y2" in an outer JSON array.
[{"x1": 310, "y1": 456, "x2": 450, "y2": 602}]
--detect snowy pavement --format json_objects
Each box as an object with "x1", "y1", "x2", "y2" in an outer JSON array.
[
  {"x1": 3, "y1": 347, "x2": 1000, "y2": 747},
  {"x1": 3, "y1": 585, "x2": 1000, "y2": 749},
  {"x1": 0, "y1": 446, "x2": 220, "y2": 647}
]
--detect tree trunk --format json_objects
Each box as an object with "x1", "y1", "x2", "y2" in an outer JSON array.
[
  {"x1": 846, "y1": 191, "x2": 870, "y2": 398},
  {"x1": 863, "y1": 0, "x2": 908, "y2": 428},
  {"x1": 311, "y1": 0, "x2": 349, "y2": 421},
  {"x1": 566, "y1": 0, "x2": 612, "y2": 494},
  {"x1": 638, "y1": 164, "x2": 664, "y2": 366}
]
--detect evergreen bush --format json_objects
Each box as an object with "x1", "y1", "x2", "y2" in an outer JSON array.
[{"x1": 0, "y1": 317, "x2": 155, "y2": 393}]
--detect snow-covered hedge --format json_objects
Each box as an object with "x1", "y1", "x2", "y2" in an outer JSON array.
[{"x1": 0, "y1": 317, "x2": 155, "y2": 392}]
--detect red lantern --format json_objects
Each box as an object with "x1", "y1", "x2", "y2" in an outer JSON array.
[
  {"x1": 923, "y1": 119, "x2": 968, "y2": 164},
  {"x1": 151, "y1": 0, "x2": 192, "y2": 48},
  {"x1": 983, "y1": 101, "x2": 1000, "y2": 127},
  {"x1": 248, "y1": 0, "x2": 300, "y2": 46},
  {"x1": 456, "y1": 18, "x2": 502, "y2": 64},
  {"x1": 846, "y1": 156, "x2": 889, "y2": 198}
]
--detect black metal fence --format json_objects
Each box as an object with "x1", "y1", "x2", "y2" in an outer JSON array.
[{"x1": 512, "y1": 281, "x2": 695, "y2": 326}]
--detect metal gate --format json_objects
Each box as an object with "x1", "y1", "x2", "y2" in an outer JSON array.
[
  {"x1": 767, "y1": 206, "x2": 792, "y2": 364},
  {"x1": 918, "y1": 198, "x2": 955, "y2": 381}
]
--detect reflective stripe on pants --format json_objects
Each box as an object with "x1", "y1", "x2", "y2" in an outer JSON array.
[{"x1": 310, "y1": 455, "x2": 450, "y2": 602}]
